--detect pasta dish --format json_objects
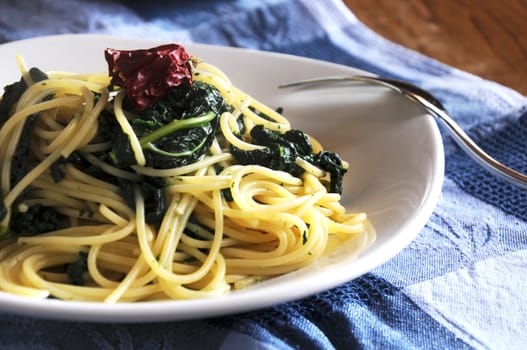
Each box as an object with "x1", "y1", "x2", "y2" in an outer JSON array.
[{"x1": 0, "y1": 44, "x2": 372, "y2": 302}]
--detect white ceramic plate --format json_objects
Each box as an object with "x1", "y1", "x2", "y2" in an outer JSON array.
[{"x1": 0, "y1": 34, "x2": 444, "y2": 322}]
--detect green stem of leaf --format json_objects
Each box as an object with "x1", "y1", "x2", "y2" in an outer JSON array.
[{"x1": 139, "y1": 111, "x2": 215, "y2": 147}]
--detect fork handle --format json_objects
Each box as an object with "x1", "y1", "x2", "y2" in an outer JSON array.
[{"x1": 411, "y1": 93, "x2": 527, "y2": 189}]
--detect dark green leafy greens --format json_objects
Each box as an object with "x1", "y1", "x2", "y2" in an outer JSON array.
[
  {"x1": 50, "y1": 152, "x2": 85, "y2": 182},
  {"x1": 230, "y1": 125, "x2": 348, "y2": 194},
  {"x1": 104, "y1": 81, "x2": 230, "y2": 169},
  {"x1": 0, "y1": 68, "x2": 48, "y2": 125},
  {"x1": 66, "y1": 251, "x2": 88, "y2": 286},
  {"x1": 118, "y1": 177, "x2": 167, "y2": 225},
  {"x1": 0, "y1": 68, "x2": 66, "y2": 237},
  {"x1": 1, "y1": 68, "x2": 49, "y2": 189},
  {"x1": 313, "y1": 151, "x2": 348, "y2": 195},
  {"x1": 10, "y1": 204, "x2": 62, "y2": 235}
]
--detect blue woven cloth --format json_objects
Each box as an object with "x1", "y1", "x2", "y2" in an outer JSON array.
[{"x1": 1, "y1": 0, "x2": 526, "y2": 348}]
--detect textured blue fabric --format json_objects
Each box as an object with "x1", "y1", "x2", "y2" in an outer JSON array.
[
  {"x1": 211, "y1": 274, "x2": 473, "y2": 349},
  {"x1": 448, "y1": 110, "x2": 527, "y2": 220},
  {"x1": 0, "y1": 0, "x2": 526, "y2": 349}
]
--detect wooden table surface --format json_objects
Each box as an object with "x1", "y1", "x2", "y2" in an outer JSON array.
[{"x1": 344, "y1": 0, "x2": 527, "y2": 95}]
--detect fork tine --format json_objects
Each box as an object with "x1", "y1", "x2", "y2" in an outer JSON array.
[{"x1": 279, "y1": 75, "x2": 445, "y2": 109}]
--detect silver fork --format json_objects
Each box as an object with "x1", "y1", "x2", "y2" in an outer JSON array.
[{"x1": 279, "y1": 75, "x2": 527, "y2": 190}]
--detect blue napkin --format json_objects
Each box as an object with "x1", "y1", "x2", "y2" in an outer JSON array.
[{"x1": 1, "y1": 0, "x2": 526, "y2": 349}]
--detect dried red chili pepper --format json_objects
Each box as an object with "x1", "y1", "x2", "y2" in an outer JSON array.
[{"x1": 104, "y1": 44, "x2": 193, "y2": 110}]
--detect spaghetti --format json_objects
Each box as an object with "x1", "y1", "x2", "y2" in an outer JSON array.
[{"x1": 0, "y1": 45, "x2": 372, "y2": 302}]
